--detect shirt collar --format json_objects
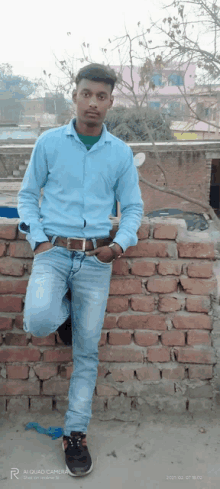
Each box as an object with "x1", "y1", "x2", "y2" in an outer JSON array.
[{"x1": 65, "y1": 117, "x2": 112, "y2": 145}]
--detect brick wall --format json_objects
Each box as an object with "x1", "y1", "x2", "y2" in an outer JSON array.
[
  {"x1": 0, "y1": 217, "x2": 220, "y2": 417},
  {"x1": 1, "y1": 141, "x2": 220, "y2": 213},
  {"x1": 139, "y1": 148, "x2": 211, "y2": 213}
]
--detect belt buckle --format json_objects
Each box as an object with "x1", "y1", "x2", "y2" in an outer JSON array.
[{"x1": 67, "y1": 237, "x2": 87, "y2": 251}]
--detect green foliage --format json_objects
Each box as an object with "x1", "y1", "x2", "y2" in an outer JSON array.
[
  {"x1": 0, "y1": 63, "x2": 37, "y2": 123},
  {"x1": 104, "y1": 105, "x2": 174, "y2": 142},
  {"x1": 0, "y1": 63, "x2": 37, "y2": 101}
]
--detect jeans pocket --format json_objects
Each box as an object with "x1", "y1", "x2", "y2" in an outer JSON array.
[
  {"x1": 92, "y1": 254, "x2": 113, "y2": 266},
  {"x1": 34, "y1": 246, "x2": 58, "y2": 258}
]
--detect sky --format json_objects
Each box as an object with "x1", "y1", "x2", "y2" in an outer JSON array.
[
  {"x1": 1, "y1": 0, "x2": 216, "y2": 97},
  {"x1": 1, "y1": 0, "x2": 168, "y2": 94}
]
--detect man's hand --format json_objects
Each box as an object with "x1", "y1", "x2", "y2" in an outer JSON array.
[
  {"x1": 85, "y1": 245, "x2": 115, "y2": 263},
  {"x1": 34, "y1": 242, "x2": 54, "y2": 255}
]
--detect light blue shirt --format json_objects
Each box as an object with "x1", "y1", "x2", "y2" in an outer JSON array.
[{"x1": 17, "y1": 118, "x2": 144, "y2": 252}]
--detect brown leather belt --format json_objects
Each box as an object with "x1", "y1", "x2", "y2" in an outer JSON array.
[{"x1": 47, "y1": 235, "x2": 113, "y2": 251}]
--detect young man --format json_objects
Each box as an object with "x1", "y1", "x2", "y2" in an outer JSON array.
[{"x1": 17, "y1": 63, "x2": 144, "y2": 477}]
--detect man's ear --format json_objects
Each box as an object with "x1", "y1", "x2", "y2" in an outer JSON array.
[
  {"x1": 109, "y1": 95, "x2": 114, "y2": 109},
  {"x1": 72, "y1": 89, "x2": 77, "y2": 104}
]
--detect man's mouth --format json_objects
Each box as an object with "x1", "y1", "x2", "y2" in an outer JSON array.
[{"x1": 87, "y1": 112, "x2": 98, "y2": 116}]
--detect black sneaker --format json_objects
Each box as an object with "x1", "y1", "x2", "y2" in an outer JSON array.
[{"x1": 62, "y1": 431, "x2": 93, "y2": 477}]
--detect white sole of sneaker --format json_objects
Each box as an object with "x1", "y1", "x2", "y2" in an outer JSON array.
[{"x1": 62, "y1": 441, "x2": 94, "y2": 477}]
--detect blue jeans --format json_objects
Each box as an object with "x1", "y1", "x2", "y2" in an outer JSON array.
[{"x1": 23, "y1": 236, "x2": 113, "y2": 436}]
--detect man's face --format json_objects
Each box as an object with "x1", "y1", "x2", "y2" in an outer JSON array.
[{"x1": 72, "y1": 79, "x2": 114, "y2": 127}]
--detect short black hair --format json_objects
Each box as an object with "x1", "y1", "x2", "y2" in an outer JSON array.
[{"x1": 74, "y1": 63, "x2": 118, "y2": 94}]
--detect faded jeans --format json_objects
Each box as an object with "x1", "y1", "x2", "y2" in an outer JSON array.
[{"x1": 23, "y1": 236, "x2": 113, "y2": 436}]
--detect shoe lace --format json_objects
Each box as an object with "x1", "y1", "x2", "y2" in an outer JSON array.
[{"x1": 65, "y1": 432, "x2": 87, "y2": 455}]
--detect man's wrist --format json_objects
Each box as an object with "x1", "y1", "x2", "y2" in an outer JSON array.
[{"x1": 109, "y1": 242, "x2": 123, "y2": 258}]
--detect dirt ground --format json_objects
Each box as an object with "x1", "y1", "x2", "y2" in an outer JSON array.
[{"x1": 1, "y1": 410, "x2": 220, "y2": 489}]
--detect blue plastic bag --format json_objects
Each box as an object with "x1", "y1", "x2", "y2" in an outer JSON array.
[{"x1": 25, "y1": 422, "x2": 63, "y2": 440}]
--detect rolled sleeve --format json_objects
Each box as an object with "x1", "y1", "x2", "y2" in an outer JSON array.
[
  {"x1": 113, "y1": 147, "x2": 144, "y2": 252},
  {"x1": 17, "y1": 134, "x2": 49, "y2": 251}
]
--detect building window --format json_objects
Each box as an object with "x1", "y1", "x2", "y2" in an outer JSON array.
[
  {"x1": 168, "y1": 74, "x2": 184, "y2": 86},
  {"x1": 151, "y1": 74, "x2": 162, "y2": 86},
  {"x1": 149, "y1": 101, "x2": 161, "y2": 109},
  {"x1": 168, "y1": 102, "x2": 180, "y2": 116}
]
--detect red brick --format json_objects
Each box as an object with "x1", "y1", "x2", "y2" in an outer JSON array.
[
  {"x1": 43, "y1": 349, "x2": 72, "y2": 362},
  {"x1": 186, "y1": 296, "x2": 210, "y2": 313},
  {"x1": 130, "y1": 296, "x2": 155, "y2": 312},
  {"x1": 6, "y1": 365, "x2": 29, "y2": 379},
  {"x1": 147, "y1": 347, "x2": 170, "y2": 362},
  {"x1": 112, "y1": 260, "x2": 129, "y2": 275},
  {"x1": 99, "y1": 332, "x2": 107, "y2": 346},
  {"x1": 9, "y1": 241, "x2": 33, "y2": 258},
  {"x1": 14, "y1": 315, "x2": 24, "y2": 330},
  {"x1": 108, "y1": 331, "x2": 132, "y2": 345},
  {"x1": 109, "y1": 279, "x2": 142, "y2": 295},
  {"x1": 33, "y1": 364, "x2": 58, "y2": 380},
  {"x1": 18, "y1": 228, "x2": 27, "y2": 240},
  {"x1": 0, "y1": 348, "x2": 40, "y2": 362},
  {"x1": 0, "y1": 257, "x2": 25, "y2": 276},
  {"x1": 4, "y1": 333, "x2": 28, "y2": 346},
  {"x1": 97, "y1": 365, "x2": 108, "y2": 378},
  {"x1": 180, "y1": 277, "x2": 217, "y2": 295},
  {"x1": 0, "y1": 379, "x2": 39, "y2": 395},
  {"x1": 177, "y1": 242, "x2": 215, "y2": 259},
  {"x1": 31, "y1": 334, "x2": 56, "y2": 346},
  {"x1": 147, "y1": 277, "x2": 177, "y2": 293},
  {"x1": 158, "y1": 261, "x2": 182, "y2": 276},
  {"x1": 187, "y1": 262, "x2": 213, "y2": 278},
  {"x1": 99, "y1": 346, "x2": 143, "y2": 362},
  {"x1": 0, "y1": 317, "x2": 13, "y2": 330},
  {"x1": 96, "y1": 384, "x2": 119, "y2": 396},
  {"x1": 161, "y1": 331, "x2": 185, "y2": 346},
  {"x1": 0, "y1": 296, "x2": 23, "y2": 312},
  {"x1": 158, "y1": 296, "x2": 182, "y2": 312},
  {"x1": 26, "y1": 262, "x2": 34, "y2": 275},
  {"x1": 0, "y1": 224, "x2": 17, "y2": 240},
  {"x1": 125, "y1": 242, "x2": 170, "y2": 257},
  {"x1": 0, "y1": 243, "x2": 6, "y2": 257},
  {"x1": 137, "y1": 224, "x2": 150, "y2": 240},
  {"x1": 131, "y1": 261, "x2": 156, "y2": 276},
  {"x1": 42, "y1": 379, "x2": 69, "y2": 395},
  {"x1": 187, "y1": 330, "x2": 211, "y2": 346},
  {"x1": 175, "y1": 347, "x2": 214, "y2": 364},
  {"x1": 111, "y1": 367, "x2": 134, "y2": 381},
  {"x1": 0, "y1": 280, "x2": 28, "y2": 294},
  {"x1": 118, "y1": 314, "x2": 166, "y2": 330},
  {"x1": 135, "y1": 365, "x2": 160, "y2": 380},
  {"x1": 172, "y1": 314, "x2": 211, "y2": 330},
  {"x1": 134, "y1": 331, "x2": 158, "y2": 346},
  {"x1": 6, "y1": 398, "x2": 29, "y2": 413},
  {"x1": 65, "y1": 365, "x2": 73, "y2": 379},
  {"x1": 153, "y1": 224, "x2": 178, "y2": 240},
  {"x1": 60, "y1": 365, "x2": 73, "y2": 379},
  {"x1": 162, "y1": 366, "x2": 185, "y2": 379},
  {"x1": 103, "y1": 316, "x2": 117, "y2": 329},
  {"x1": 188, "y1": 365, "x2": 213, "y2": 379},
  {"x1": 106, "y1": 297, "x2": 128, "y2": 313}
]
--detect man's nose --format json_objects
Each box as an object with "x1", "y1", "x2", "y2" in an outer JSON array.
[{"x1": 89, "y1": 97, "x2": 97, "y2": 106}]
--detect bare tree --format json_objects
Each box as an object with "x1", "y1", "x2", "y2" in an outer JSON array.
[
  {"x1": 142, "y1": 0, "x2": 220, "y2": 133},
  {"x1": 40, "y1": 25, "x2": 220, "y2": 229}
]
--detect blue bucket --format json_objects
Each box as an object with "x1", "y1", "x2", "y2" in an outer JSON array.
[{"x1": 0, "y1": 207, "x2": 19, "y2": 218}]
